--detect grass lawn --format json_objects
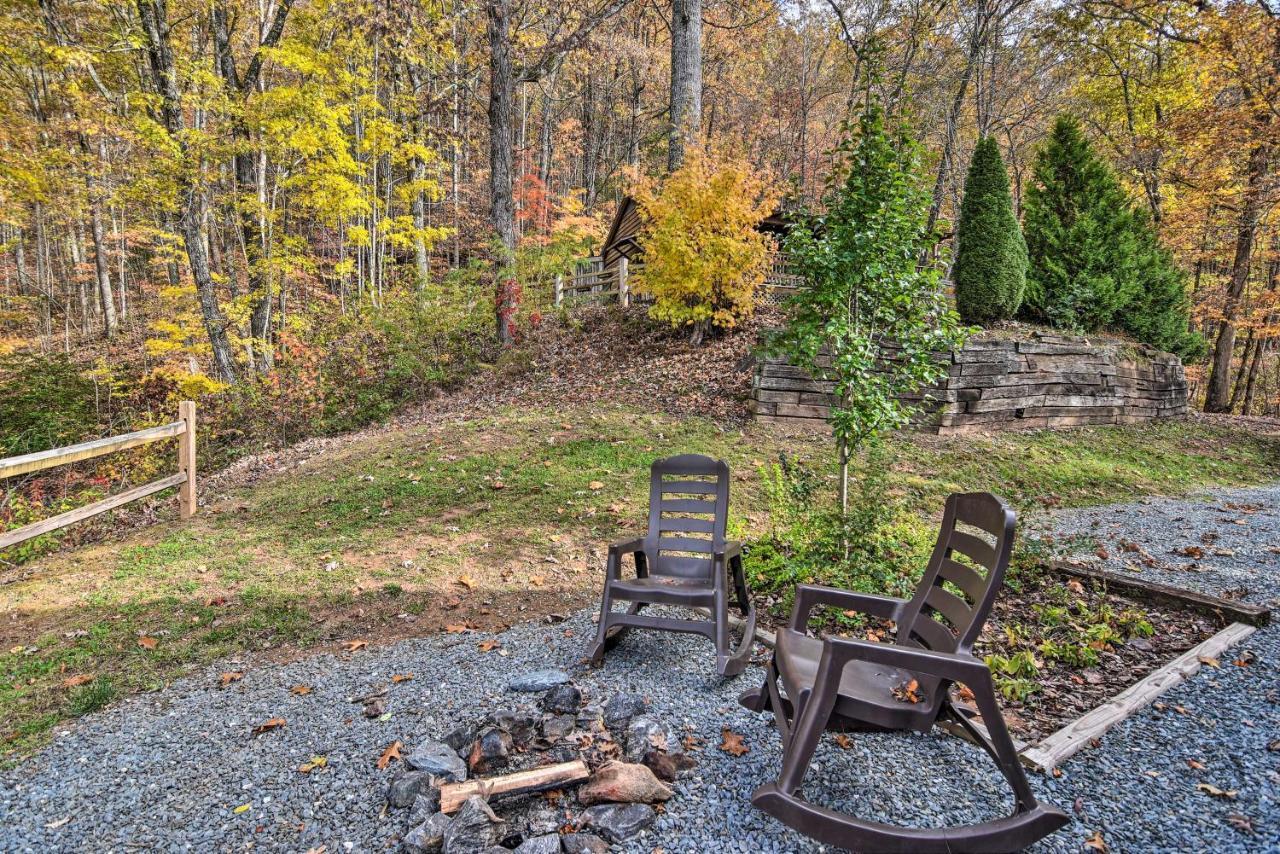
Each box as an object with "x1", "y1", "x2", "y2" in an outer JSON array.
[{"x1": 2, "y1": 405, "x2": 1277, "y2": 757}]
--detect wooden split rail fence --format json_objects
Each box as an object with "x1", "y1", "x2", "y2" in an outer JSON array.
[
  {"x1": 0, "y1": 401, "x2": 197, "y2": 552},
  {"x1": 555, "y1": 256, "x2": 632, "y2": 308}
]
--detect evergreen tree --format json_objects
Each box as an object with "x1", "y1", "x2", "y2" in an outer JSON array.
[
  {"x1": 1022, "y1": 115, "x2": 1139, "y2": 331},
  {"x1": 952, "y1": 136, "x2": 1027, "y2": 324},
  {"x1": 1023, "y1": 115, "x2": 1200, "y2": 359}
]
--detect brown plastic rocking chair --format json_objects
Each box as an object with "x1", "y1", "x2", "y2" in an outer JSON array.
[
  {"x1": 587, "y1": 454, "x2": 756, "y2": 676},
  {"x1": 739, "y1": 492, "x2": 1068, "y2": 853}
]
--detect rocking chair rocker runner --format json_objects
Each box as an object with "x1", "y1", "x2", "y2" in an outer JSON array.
[
  {"x1": 740, "y1": 492, "x2": 1068, "y2": 853},
  {"x1": 587, "y1": 454, "x2": 756, "y2": 676}
]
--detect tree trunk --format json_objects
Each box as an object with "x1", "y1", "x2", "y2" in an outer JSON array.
[
  {"x1": 667, "y1": 0, "x2": 702, "y2": 171},
  {"x1": 1205, "y1": 142, "x2": 1268, "y2": 412},
  {"x1": 137, "y1": 0, "x2": 238, "y2": 383},
  {"x1": 487, "y1": 0, "x2": 517, "y2": 346},
  {"x1": 88, "y1": 179, "x2": 117, "y2": 339}
]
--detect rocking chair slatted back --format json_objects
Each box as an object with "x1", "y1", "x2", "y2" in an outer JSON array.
[
  {"x1": 645, "y1": 455, "x2": 730, "y2": 580},
  {"x1": 897, "y1": 492, "x2": 1016, "y2": 657}
]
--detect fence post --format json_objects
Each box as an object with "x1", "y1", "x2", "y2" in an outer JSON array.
[
  {"x1": 554, "y1": 274, "x2": 563, "y2": 307},
  {"x1": 618, "y1": 257, "x2": 630, "y2": 308},
  {"x1": 178, "y1": 400, "x2": 197, "y2": 519}
]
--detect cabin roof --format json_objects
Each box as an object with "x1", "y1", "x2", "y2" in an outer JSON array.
[{"x1": 599, "y1": 195, "x2": 792, "y2": 268}]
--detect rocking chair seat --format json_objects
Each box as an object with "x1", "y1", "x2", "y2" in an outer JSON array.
[
  {"x1": 608, "y1": 575, "x2": 716, "y2": 608},
  {"x1": 775, "y1": 628, "x2": 936, "y2": 732}
]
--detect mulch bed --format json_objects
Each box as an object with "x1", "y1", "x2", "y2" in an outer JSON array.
[{"x1": 979, "y1": 576, "x2": 1224, "y2": 742}]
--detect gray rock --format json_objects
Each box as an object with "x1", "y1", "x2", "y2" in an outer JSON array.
[
  {"x1": 442, "y1": 723, "x2": 477, "y2": 753},
  {"x1": 404, "y1": 812, "x2": 451, "y2": 854},
  {"x1": 491, "y1": 709, "x2": 539, "y2": 745},
  {"x1": 407, "y1": 741, "x2": 468, "y2": 783},
  {"x1": 541, "y1": 682, "x2": 582, "y2": 714},
  {"x1": 579, "y1": 802, "x2": 656, "y2": 842},
  {"x1": 513, "y1": 833, "x2": 561, "y2": 854},
  {"x1": 541, "y1": 714, "x2": 575, "y2": 740},
  {"x1": 508, "y1": 669, "x2": 570, "y2": 692},
  {"x1": 560, "y1": 834, "x2": 608, "y2": 854},
  {"x1": 603, "y1": 692, "x2": 646, "y2": 730},
  {"x1": 388, "y1": 769, "x2": 433, "y2": 808},
  {"x1": 408, "y1": 788, "x2": 441, "y2": 825},
  {"x1": 443, "y1": 795, "x2": 504, "y2": 854},
  {"x1": 467, "y1": 726, "x2": 513, "y2": 774},
  {"x1": 624, "y1": 714, "x2": 680, "y2": 762}
]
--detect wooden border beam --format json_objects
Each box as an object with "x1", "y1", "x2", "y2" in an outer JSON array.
[
  {"x1": 0, "y1": 421, "x2": 185, "y2": 480},
  {"x1": 0, "y1": 472, "x2": 187, "y2": 550}
]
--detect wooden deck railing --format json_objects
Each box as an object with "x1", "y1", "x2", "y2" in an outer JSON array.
[{"x1": 0, "y1": 401, "x2": 197, "y2": 551}]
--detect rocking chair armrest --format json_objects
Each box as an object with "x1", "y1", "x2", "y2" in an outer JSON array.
[
  {"x1": 819, "y1": 635, "x2": 989, "y2": 685},
  {"x1": 608, "y1": 537, "x2": 645, "y2": 556},
  {"x1": 788, "y1": 585, "x2": 906, "y2": 631},
  {"x1": 714, "y1": 541, "x2": 743, "y2": 561}
]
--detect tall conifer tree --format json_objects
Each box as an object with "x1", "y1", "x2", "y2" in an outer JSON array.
[{"x1": 953, "y1": 136, "x2": 1026, "y2": 324}]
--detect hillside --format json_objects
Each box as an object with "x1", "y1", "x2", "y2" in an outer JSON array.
[{"x1": 3, "y1": 314, "x2": 1280, "y2": 756}]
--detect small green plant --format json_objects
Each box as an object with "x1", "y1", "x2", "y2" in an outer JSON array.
[
  {"x1": 68, "y1": 676, "x2": 116, "y2": 717},
  {"x1": 985, "y1": 650, "x2": 1043, "y2": 701}
]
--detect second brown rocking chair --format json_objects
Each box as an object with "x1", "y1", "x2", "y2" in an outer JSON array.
[
  {"x1": 587, "y1": 454, "x2": 756, "y2": 676},
  {"x1": 740, "y1": 492, "x2": 1068, "y2": 853}
]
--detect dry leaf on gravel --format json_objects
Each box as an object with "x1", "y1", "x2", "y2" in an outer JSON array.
[
  {"x1": 1197, "y1": 783, "x2": 1238, "y2": 799},
  {"x1": 298, "y1": 756, "x2": 327, "y2": 774},
  {"x1": 377, "y1": 740, "x2": 402, "y2": 770},
  {"x1": 444, "y1": 624, "x2": 468, "y2": 633},
  {"x1": 719, "y1": 729, "x2": 749, "y2": 757},
  {"x1": 252, "y1": 717, "x2": 286, "y2": 736},
  {"x1": 1084, "y1": 830, "x2": 1108, "y2": 852},
  {"x1": 478, "y1": 639, "x2": 501, "y2": 652},
  {"x1": 391, "y1": 673, "x2": 413, "y2": 683},
  {"x1": 220, "y1": 672, "x2": 244, "y2": 687},
  {"x1": 342, "y1": 640, "x2": 368, "y2": 652},
  {"x1": 1197, "y1": 656, "x2": 1220, "y2": 669},
  {"x1": 1186, "y1": 759, "x2": 1206, "y2": 770},
  {"x1": 290, "y1": 684, "x2": 313, "y2": 695},
  {"x1": 833, "y1": 734, "x2": 853, "y2": 749}
]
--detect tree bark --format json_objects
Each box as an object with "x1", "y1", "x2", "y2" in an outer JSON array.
[
  {"x1": 667, "y1": 0, "x2": 702, "y2": 171},
  {"x1": 487, "y1": 0, "x2": 517, "y2": 346},
  {"x1": 137, "y1": 0, "x2": 239, "y2": 382},
  {"x1": 1204, "y1": 140, "x2": 1269, "y2": 412},
  {"x1": 88, "y1": 174, "x2": 117, "y2": 339}
]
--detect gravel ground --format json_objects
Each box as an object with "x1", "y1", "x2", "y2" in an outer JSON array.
[{"x1": 2, "y1": 486, "x2": 1277, "y2": 853}]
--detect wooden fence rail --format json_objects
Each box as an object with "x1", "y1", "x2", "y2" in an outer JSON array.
[{"x1": 0, "y1": 401, "x2": 197, "y2": 552}]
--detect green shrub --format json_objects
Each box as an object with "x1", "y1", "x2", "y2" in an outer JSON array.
[
  {"x1": 0, "y1": 353, "x2": 97, "y2": 456},
  {"x1": 953, "y1": 136, "x2": 1027, "y2": 324}
]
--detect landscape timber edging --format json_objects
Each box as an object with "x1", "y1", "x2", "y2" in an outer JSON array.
[{"x1": 750, "y1": 331, "x2": 1189, "y2": 434}]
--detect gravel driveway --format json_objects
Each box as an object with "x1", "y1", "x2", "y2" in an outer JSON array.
[{"x1": 2, "y1": 486, "x2": 1276, "y2": 853}]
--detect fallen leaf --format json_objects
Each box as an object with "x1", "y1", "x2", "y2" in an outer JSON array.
[
  {"x1": 833, "y1": 733, "x2": 853, "y2": 749},
  {"x1": 456, "y1": 576, "x2": 476, "y2": 590},
  {"x1": 1175, "y1": 545, "x2": 1204, "y2": 559},
  {"x1": 891, "y1": 678, "x2": 923, "y2": 704},
  {"x1": 61, "y1": 674, "x2": 94, "y2": 689},
  {"x1": 1197, "y1": 783, "x2": 1238, "y2": 799},
  {"x1": 137, "y1": 636, "x2": 159, "y2": 650},
  {"x1": 44, "y1": 816, "x2": 70, "y2": 829},
  {"x1": 298, "y1": 755, "x2": 328, "y2": 773},
  {"x1": 529, "y1": 574, "x2": 546, "y2": 587},
  {"x1": 1066, "y1": 579, "x2": 1085, "y2": 595},
  {"x1": 377, "y1": 740, "x2": 403, "y2": 770},
  {"x1": 1226, "y1": 813, "x2": 1254, "y2": 833},
  {"x1": 1084, "y1": 830, "x2": 1108, "y2": 852},
  {"x1": 391, "y1": 673, "x2": 413, "y2": 683},
  {"x1": 290, "y1": 684, "x2": 313, "y2": 696},
  {"x1": 444, "y1": 624, "x2": 468, "y2": 633},
  {"x1": 1197, "y1": 656, "x2": 1220, "y2": 669},
  {"x1": 478, "y1": 639, "x2": 501, "y2": 652},
  {"x1": 233, "y1": 804, "x2": 251, "y2": 815},
  {"x1": 491, "y1": 481, "x2": 505, "y2": 490},
  {"x1": 719, "y1": 728, "x2": 749, "y2": 757},
  {"x1": 343, "y1": 640, "x2": 368, "y2": 652},
  {"x1": 1186, "y1": 759, "x2": 1206, "y2": 770},
  {"x1": 252, "y1": 717, "x2": 286, "y2": 736},
  {"x1": 588, "y1": 481, "x2": 604, "y2": 490},
  {"x1": 220, "y1": 671, "x2": 244, "y2": 687}
]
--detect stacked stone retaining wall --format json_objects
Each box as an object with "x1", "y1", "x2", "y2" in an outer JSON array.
[{"x1": 751, "y1": 333, "x2": 1188, "y2": 435}]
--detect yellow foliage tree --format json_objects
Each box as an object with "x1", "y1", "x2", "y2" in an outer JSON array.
[{"x1": 629, "y1": 151, "x2": 780, "y2": 342}]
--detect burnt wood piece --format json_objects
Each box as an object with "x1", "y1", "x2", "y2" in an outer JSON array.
[
  {"x1": 740, "y1": 493, "x2": 1068, "y2": 852},
  {"x1": 587, "y1": 454, "x2": 755, "y2": 677},
  {"x1": 1050, "y1": 560, "x2": 1270, "y2": 627}
]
